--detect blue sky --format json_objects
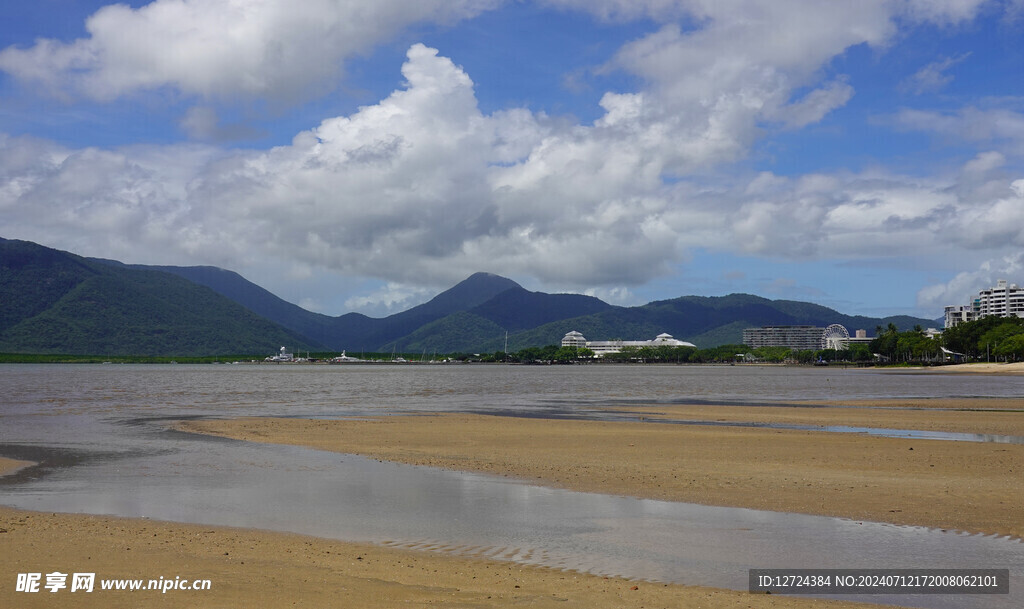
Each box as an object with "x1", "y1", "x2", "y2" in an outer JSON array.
[{"x1": 1, "y1": 0, "x2": 1023, "y2": 321}]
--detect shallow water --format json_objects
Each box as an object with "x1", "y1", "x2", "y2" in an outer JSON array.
[
  {"x1": 587, "y1": 415, "x2": 1024, "y2": 444},
  {"x1": 1, "y1": 364, "x2": 1022, "y2": 609}
]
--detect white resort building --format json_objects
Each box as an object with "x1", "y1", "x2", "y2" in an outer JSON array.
[
  {"x1": 944, "y1": 279, "x2": 1024, "y2": 328},
  {"x1": 561, "y1": 331, "x2": 696, "y2": 357}
]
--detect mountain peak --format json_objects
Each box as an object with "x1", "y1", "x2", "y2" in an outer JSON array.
[
  {"x1": 459, "y1": 272, "x2": 522, "y2": 290},
  {"x1": 412, "y1": 273, "x2": 522, "y2": 317}
]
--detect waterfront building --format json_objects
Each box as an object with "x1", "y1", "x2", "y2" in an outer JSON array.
[
  {"x1": 848, "y1": 328, "x2": 874, "y2": 345},
  {"x1": 560, "y1": 331, "x2": 587, "y2": 349},
  {"x1": 742, "y1": 325, "x2": 855, "y2": 351},
  {"x1": 943, "y1": 305, "x2": 974, "y2": 328},
  {"x1": 560, "y1": 331, "x2": 696, "y2": 356},
  {"x1": 265, "y1": 346, "x2": 294, "y2": 362},
  {"x1": 742, "y1": 326, "x2": 824, "y2": 351},
  {"x1": 944, "y1": 279, "x2": 1024, "y2": 328}
]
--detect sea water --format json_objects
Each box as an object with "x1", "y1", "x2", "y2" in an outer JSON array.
[{"x1": 1, "y1": 364, "x2": 1022, "y2": 609}]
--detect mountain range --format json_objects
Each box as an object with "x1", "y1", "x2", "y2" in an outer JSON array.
[{"x1": 1, "y1": 237, "x2": 938, "y2": 356}]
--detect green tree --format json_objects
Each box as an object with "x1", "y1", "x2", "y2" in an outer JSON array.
[
  {"x1": 848, "y1": 343, "x2": 872, "y2": 362},
  {"x1": 795, "y1": 349, "x2": 816, "y2": 364},
  {"x1": 994, "y1": 334, "x2": 1024, "y2": 360},
  {"x1": 942, "y1": 316, "x2": 1024, "y2": 358},
  {"x1": 752, "y1": 346, "x2": 791, "y2": 362},
  {"x1": 979, "y1": 322, "x2": 1024, "y2": 361},
  {"x1": 553, "y1": 346, "x2": 579, "y2": 363}
]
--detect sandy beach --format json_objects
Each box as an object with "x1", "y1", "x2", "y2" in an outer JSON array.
[
  {"x1": 181, "y1": 398, "x2": 1023, "y2": 538},
  {"x1": 5, "y1": 397, "x2": 1020, "y2": 608},
  {"x1": 0, "y1": 504, "x2": 890, "y2": 609},
  {"x1": 625, "y1": 397, "x2": 1024, "y2": 435},
  {"x1": 899, "y1": 362, "x2": 1024, "y2": 374},
  {"x1": 0, "y1": 456, "x2": 33, "y2": 477}
]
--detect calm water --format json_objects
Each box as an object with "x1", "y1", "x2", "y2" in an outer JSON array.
[{"x1": 1, "y1": 364, "x2": 1022, "y2": 609}]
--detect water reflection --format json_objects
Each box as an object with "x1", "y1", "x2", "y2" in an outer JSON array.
[
  {"x1": 3, "y1": 430, "x2": 1021, "y2": 609},
  {"x1": 1, "y1": 365, "x2": 1022, "y2": 609}
]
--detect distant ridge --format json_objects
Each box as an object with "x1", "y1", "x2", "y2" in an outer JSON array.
[
  {"x1": 1, "y1": 238, "x2": 318, "y2": 356},
  {"x1": 3, "y1": 237, "x2": 940, "y2": 355},
  {"x1": 106, "y1": 265, "x2": 524, "y2": 350},
  {"x1": 496, "y1": 292, "x2": 937, "y2": 353},
  {"x1": 97, "y1": 260, "x2": 351, "y2": 348}
]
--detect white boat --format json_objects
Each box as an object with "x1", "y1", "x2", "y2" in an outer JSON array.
[
  {"x1": 265, "y1": 346, "x2": 294, "y2": 362},
  {"x1": 330, "y1": 351, "x2": 362, "y2": 363}
]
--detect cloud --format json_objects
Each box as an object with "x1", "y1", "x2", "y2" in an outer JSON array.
[
  {"x1": 582, "y1": 286, "x2": 638, "y2": 306},
  {"x1": 0, "y1": 0, "x2": 496, "y2": 105},
  {"x1": 770, "y1": 79, "x2": 855, "y2": 129},
  {"x1": 692, "y1": 157, "x2": 1024, "y2": 264},
  {"x1": 962, "y1": 150, "x2": 1006, "y2": 175},
  {"x1": 589, "y1": 2, "x2": 899, "y2": 172},
  {"x1": 1, "y1": 3, "x2": 1019, "y2": 306},
  {"x1": 951, "y1": 178, "x2": 1024, "y2": 248},
  {"x1": 901, "y1": 53, "x2": 971, "y2": 95},
  {"x1": 179, "y1": 107, "x2": 263, "y2": 142},
  {"x1": 917, "y1": 252, "x2": 1024, "y2": 311},
  {"x1": 545, "y1": 0, "x2": 989, "y2": 26},
  {"x1": 0, "y1": 132, "x2": 228, "y2": 264},
  {"x1": 760, "y1": 277, "x2": 825, "y2": 299},
  {"x1": 538, "y1": 0, "x2": 692, "y2": 21},
  {"x1": 899, "y1": 0, "x2": 989, "y2": 24},
  {"x1": 890, "y1": 106, "x2": 1024, "y2": 155},
  {"x1": 344, "y1": 282, "x2": 435, "y2": 317}
]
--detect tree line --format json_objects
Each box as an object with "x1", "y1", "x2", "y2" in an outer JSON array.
[
  {"x1": 478, "y1": 316, "x2": 1024, "y2": 365},
  {"x1": 872, "y1": 317, "x2": 1024, "y2": 362},
  {"x1": 480, "y1": 342, "x2": 872, "y2": 364}
]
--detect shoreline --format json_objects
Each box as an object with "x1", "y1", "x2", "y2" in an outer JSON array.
[
  {"x1": 0, "y1": 505, "x2": 889, "y2": 609},
  {"x1": 875, "y1": 361, "x2": 1024, "y2": 374},
  {"x1": 5, "y1": 397, "x2": 1018, "y2": 607},
  {"x1": 179, "y1": 398, "x2": 1024, "y2": 538},
  {"x1": 3, "y1": 359, "x2": 1024, "y2": 376},
  {"x1": 617, "y1": 397, "x2": 1024, "y2": 436},
  {"x1": 0, "y1": 456, "x2": 34, "y2": 477}
]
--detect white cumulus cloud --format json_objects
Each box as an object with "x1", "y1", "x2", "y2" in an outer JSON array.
[
  {"x1": 0, "y1": 0, "x2": 497, "y2": 104},
  {"x1": 918, "y1": 251, "x2": 1024, "y2": 311},
  {"x1": 0, "y1": 2, "x2": 1019, "y2": 313}
]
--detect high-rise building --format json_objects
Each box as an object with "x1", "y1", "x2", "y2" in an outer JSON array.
[
  {"x1": 944, "y1": 279, "x2": 1024, "y2": 328},
  {"x1": 742, "y1": 326, "x2": 825, "y2": 351}
]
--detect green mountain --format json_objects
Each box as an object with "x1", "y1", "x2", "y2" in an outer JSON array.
[
  {"x1": 383, "y1": 287, "x2": 613, "y2": 352},
  {"x1": 102, "y1": 262, "x2": 520, "y2": 351},
  {"x1": 496, "y1": 293, "x2": 937, "y2": 351},
  {"x1": 3, "y1": 237, "x2": 941, "y2": 355},
  {"x1": 0, "y1": 238, "x2": 319, "y2": 356}
]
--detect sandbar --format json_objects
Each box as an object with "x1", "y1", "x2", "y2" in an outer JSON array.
[
  {"x1": 181, "y1": 399, "x2": 1023, "y2": 538},
  {"x1": 894, "y1": 362, "x2": 1024, "y2": 374},
  {"x1": 0, "y1": 456, "x2": 34, "y2": 477},
  {"x1": 620, "y1": 398, "x2": 1024, "y2": 435},
  {"x1": 0, "y1": 506, "x2": 885, "y2": 609}
]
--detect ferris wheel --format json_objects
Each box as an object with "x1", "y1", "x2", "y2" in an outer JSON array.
[{"x1": 821, "y1": 324, "x2": 850, "y2": 350}]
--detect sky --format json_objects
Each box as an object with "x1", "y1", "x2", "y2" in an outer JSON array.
[{"x1": 1, "y1": 0, "x2": 1023, "y2": 320}]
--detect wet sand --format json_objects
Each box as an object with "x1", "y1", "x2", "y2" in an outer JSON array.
[
  {"x1": 791, "y1": 397, "x2": 1023, "y2": 411},
  {"x1": 902, "y1": 362, "x2": 1024, "y2": 374},
  {"x1": 0, "y1": 456, "x2": 33, "y2": 477},
  {"x1": 181, "y1": 398, "x2": 1023, "y2": 538},
  {"x1": 623, "y1": 397, "x2": 1024, "y2": 435},
  {"x1": 0, "y1": 506, "x2": 885, "y2": 609},
  {"x1": 6, "y1": 398, "x2": 1019, "y2": 608}
]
